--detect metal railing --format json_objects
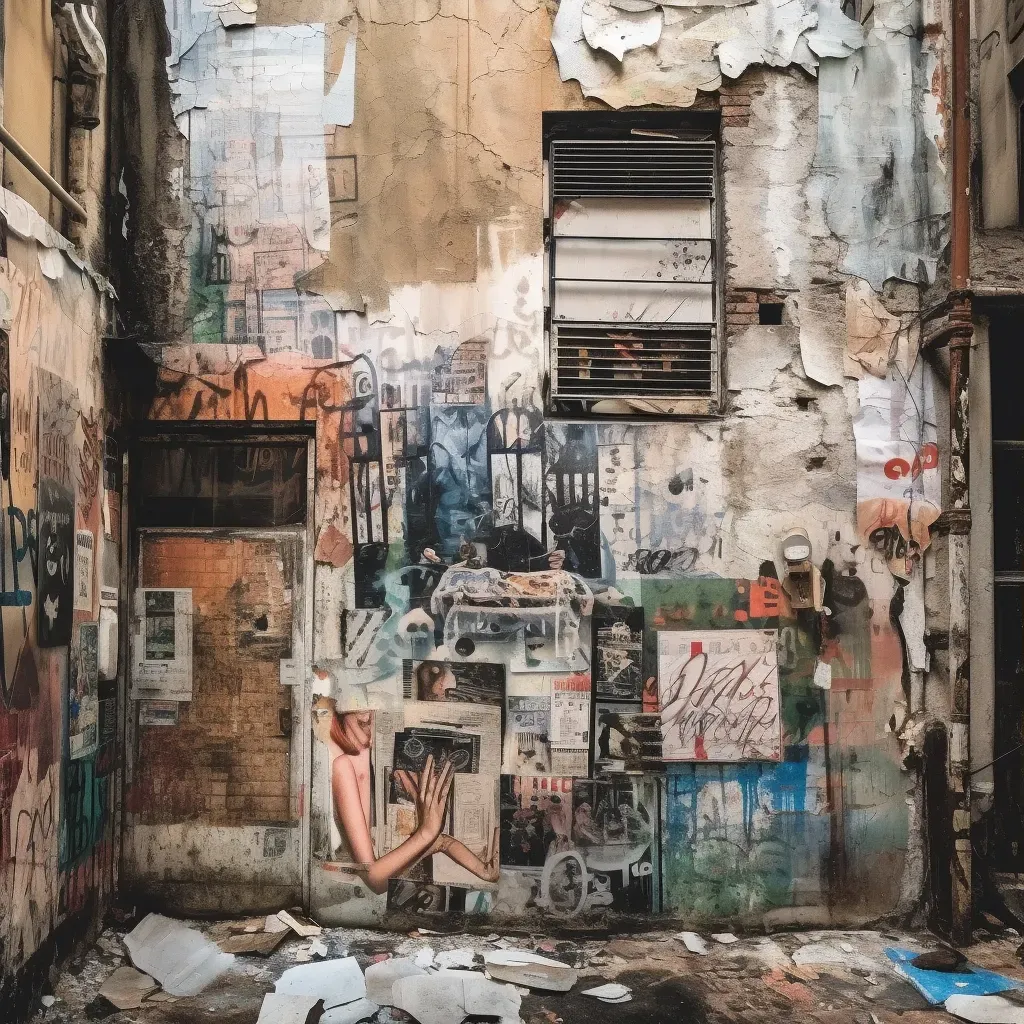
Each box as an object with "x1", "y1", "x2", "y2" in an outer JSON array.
[{"x1": 0, "y1": 123, "x2": 87, "y2": 223}]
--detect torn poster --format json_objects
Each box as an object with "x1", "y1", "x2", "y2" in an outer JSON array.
[
  {"x1": 38, "y1": 370, "x2": 78, "y2": 648},
  {"x1": 312, "y1": 700, "x2": 500, "y2": 891},
  {"x1": 132, "y1": 588, "x2": 193, "y2": 701},
  {"x1": 74, "y1": 529, "x2": 95, "y2": 612},
  {"x1": 139, "y1": 700, "x2": 180, "y2": 727},
  {"x1": 69, "y1": 622, "x2": 100, "y2": 760},
  {"x1": 853, "y1": 356, "x2": 940, "y2": 578},
  {"x1": 503, "y1": 694, "x2": 553, "y2": 776},
  {"x1": 845, "y1": 278, "x2": 904, "y2": 379},
  {"x1": 170, "y1": 21, "x2": 335, "y2": 352},
  {"x1": 657, "y1": 629, "x2": 781, "y2": 761},
  {"x1": 594, "y1": 704, "x2": 663, "y2": 775}
]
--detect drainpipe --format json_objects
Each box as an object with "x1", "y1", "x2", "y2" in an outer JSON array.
[{"x1": 948, "y1": 0, "x2": 974, "y2": 947}]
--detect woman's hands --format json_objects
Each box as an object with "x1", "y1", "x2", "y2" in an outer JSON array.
[{"x1": 394, "y1": 754, "x2": 455, "y2": 846}]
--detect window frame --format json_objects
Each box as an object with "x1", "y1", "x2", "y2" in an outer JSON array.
[{"x1": 542, "y1": 110, "x2": 724, "y2": 420}]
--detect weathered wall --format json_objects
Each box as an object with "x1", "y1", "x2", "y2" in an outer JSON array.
[
  {"x1": 0, "y1": 193, "x2": 122, "y2": 1017},
  {"x1": 0, "y1": 7, "x2": 122, "y2": 1014},
  {"x1": 115, "y1": 0, "x2": 953, "y2": 929}
]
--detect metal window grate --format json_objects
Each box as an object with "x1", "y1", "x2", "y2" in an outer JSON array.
[
  {"x1": 552, "y1": 323, "x2": 716, "y2": 399},
  {"x1": 550, "y1": 139, "x2": 717, "y2": 199}
]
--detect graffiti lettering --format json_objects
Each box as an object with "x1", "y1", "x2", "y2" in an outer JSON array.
[
  {"x1": 661, "y1": 653, "x2": 778, "y2": 758},
  {"x1": 623, "y1": 547, "x2": 699, "y2": 575}
]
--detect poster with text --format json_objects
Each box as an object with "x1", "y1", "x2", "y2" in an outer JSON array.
[
  {"x1": 38, "y1": 370, "x2": 78, "y2": 648},
  {"x1": 69, "y1": 622, "x2": 99, "y2": 759},
  {"x1": 132, "y1": 588, "x2": 193, "y2": 700},
  {"x1": 74, "y1": 529, "x2": 94, "y2": 612},
  {"x1": 657, "y1": 629, "x2": 781, "y2": 761}
]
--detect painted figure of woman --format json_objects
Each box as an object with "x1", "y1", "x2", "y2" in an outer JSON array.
[{"x1": 312, "y1": 697, "x2": 499, "y2": 893}]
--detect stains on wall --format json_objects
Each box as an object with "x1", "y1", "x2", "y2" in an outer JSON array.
[
  {"x1": 0, "y1": 191, "x2": 120, "y2": 1011},
  {"x1": 120, "y1": 0, "x2": 952, "y2": 929}
]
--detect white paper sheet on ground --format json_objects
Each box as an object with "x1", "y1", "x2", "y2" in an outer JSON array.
[
  {"x1": 483, "y1": 949, "x2": 577, "y2": 992},
  {"x1": 712, "y1": 933, "x2": 739, "y2": 944},
  {"x1": 275, "y1": 958, "x2": 366, "y2": 1010},
  {"x1": 791, "y1": 942, "x2": 880, "y2": 972},
  {"x1": 583, "y1": 983, "x2": 632, "y2": 1002},
  {"x1": 434, "y1": 948, "x2": 477, "y2": 969},
  {"x1": 321, "y1": 998, "x2": 380, "y2": 1024},
  {"x1": 484, "y1": 950, "x2": 571, "y2": 969},
  {"x1": 413, "y1": 946, "x2": 435, "y2": 968},
  {"x1": 364, "y1": 957, "x2": 427, "y2": 1005},
  {"x1": 676, "y1": 932, "x2": 709, "y2": 955},
  {"x1": 393, "y1": 972, "x2": 521, "y2": 1024},
  {"x1": 255, "y1": 993, "x2": 324, "y2": 1024},
  {"x1": 945, "y1": 994, "x2": 1024, "y2": 1023},
  {"x1": 124, "y1": 913, "x2": 233, "y2": 997}
]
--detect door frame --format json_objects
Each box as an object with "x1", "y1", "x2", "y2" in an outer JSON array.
[{"x1": 123, "y1": 429, "x2": 316, "y2": 908}]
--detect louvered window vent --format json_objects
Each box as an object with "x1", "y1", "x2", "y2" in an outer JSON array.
[{"x1": 548, "y1": 133, "x2": 720, "y2": 415}]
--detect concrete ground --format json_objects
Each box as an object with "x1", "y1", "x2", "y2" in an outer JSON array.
[{"x1": 28, "y1": 917, "x2": 1024, "y2": 1024}]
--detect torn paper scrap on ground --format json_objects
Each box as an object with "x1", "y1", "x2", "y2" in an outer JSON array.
[
  {"x1": 97, "y1": 966, "x2": 160, "y2": 1009},
  {"x1": 676, "y1": 931, "x2": 709, "y2": 954},
  {"x1": 124, "y1": 914, "x2": 233, "y2": 997},
  {"x1": 275, "y1": 958, "x2": 366, "y2": 1010},
  {"x1": 583, "y1": 982, "x2": 633, "y2": 1003},
  {"x1": 392, "y1": 972, "x2": 522, "y2": 1024},
  {"x1": 364, "y1": 957, "x2": 427, "y2": 1005},
  {"x1": 885, "y1": 948, "x2": 1024, "y2": 1005},
  {"x1": 945, "y1": 993, "x2": 1024, "y2": 1023},
  {"x1": 256, "y1": 993, "x2": 325, "y2": 1024},
  {"x1": 484, "y1": 949, "x2": 578, "y2": 992}
]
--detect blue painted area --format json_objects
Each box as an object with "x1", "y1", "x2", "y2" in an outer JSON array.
[
  {"x1": 885, "y1": 948, "x2": 1023, "y2": 1004},
  {"x1": 663, "y1": 759, "x2": 828, "y2": 919}
]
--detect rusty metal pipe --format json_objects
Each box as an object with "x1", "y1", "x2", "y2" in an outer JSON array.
[{"x1": 948, "y1": 0, "x2": 973, "y2": 946}]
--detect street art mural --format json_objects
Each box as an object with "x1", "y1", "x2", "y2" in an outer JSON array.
[
  {"x1": 146, "y1": 333, "x2": 920, "y2": 925},
  {"x1": 0, "y1": 199, "x2": 117, "y2": 1000},
  {"x1": 134, "y1": 0, "x2": 944, "y2": 929}
]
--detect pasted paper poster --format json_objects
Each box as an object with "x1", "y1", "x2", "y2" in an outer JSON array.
[
  {"x1": 74, "y1": 529, "x2": 94, "y2": 612},
  {"x1": 657, "y1": 629, "x2": 781, "y2": 761},
  {"x1": 38, "y1": 369, "x2": 78, "y2": 648},
  {"x1": 69, "y1": 622, "x2": 99, "y2": 760},
  {"x1": 853, "y1": 357, "x2": 940, "y2": 577},
  {"x1": 132, "y1": 588, "x2": 193, "y2": 701}
]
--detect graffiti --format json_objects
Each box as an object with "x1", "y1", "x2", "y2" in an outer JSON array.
[
  {"x1": 623, "y1": 547, "x2": 699, "y2": 575},
  {"x1": 78, "y1": 412, "x2": 102, "y2": 507},
  {"x1": 658, "y1": 630, "x2": 782, "y2": 762},
  {"x1": 59, "y1": 755, "x2": 109, "y2": 871},
  {"x1": 7, "y1": 764, "x2": 56, "y2": 964}
]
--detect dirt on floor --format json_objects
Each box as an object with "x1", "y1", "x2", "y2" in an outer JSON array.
[{"x1": 28, "y1": 916, "x2": 1024, "y2": 1024}]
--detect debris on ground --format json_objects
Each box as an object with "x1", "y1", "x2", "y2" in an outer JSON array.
[
  {"x1": 96, "y1": 965, "x2": 159, "y2": 1009},
  {"x1": 278, "y1": 909, "x2": 324, "y2": 938},
  {"x1": 364, "y1": 956, "x2": 427, "y2": 1004},
  {"x1": 946, "y1": 993, "x2": 1024, "y2": 1023},
  {"x1": 123, "y1": 912, "x2": 233, "y2": 996},
  {"x1": 392, "y1": 971, "x2": 522, "y2": 1024},
  {"x1": 274, "y1": 957, "x2": 367, "y2": 1010},
  {"x1": 483, "y1": 949, "x2": 578, "y2": 992},
  {"x1": 887, "y1": 946, "x2": 1024, "y2": 1004},
  {"x1": 581, "y1": 982, "x2": 632, "y2": 1003},
  {"x1": 675, "y1": 931, "x2": 709, "y2": 955},
  {"x1": 256, "y1": 992, "x2": 325, "y2": 1024}
]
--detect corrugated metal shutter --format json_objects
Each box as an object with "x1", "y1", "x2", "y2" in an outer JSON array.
[{"x1": 549, "y1": 137, "x2": 718, "y2": 406}]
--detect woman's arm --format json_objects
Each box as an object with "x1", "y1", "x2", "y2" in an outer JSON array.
[
  {"x1": 332, "y1": 754, "x2": 454, "y2": 895},
  {"x1": 429, "y1": 826, "x2": 500, "y2": 883}
]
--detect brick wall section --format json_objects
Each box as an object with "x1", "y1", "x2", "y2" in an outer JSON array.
[
  {"x1": 719, "y1": 72, "x2": 766, "y2": 129},
  {"x1": 133, "y1": 535, "x2": 297, "y2": 827},
  {"x1": 724, "y1": 288, "x2": 790, "y2": 331}
]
